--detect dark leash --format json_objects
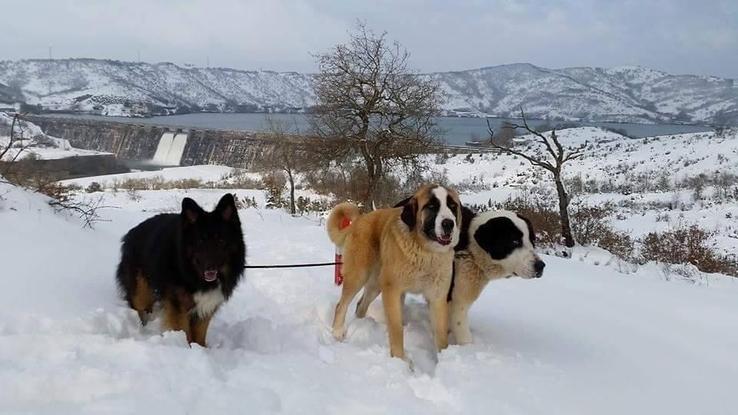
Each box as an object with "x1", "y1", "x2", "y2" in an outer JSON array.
[{"x1": 244, "y1": 261, "x2": 341, "y2": 269}]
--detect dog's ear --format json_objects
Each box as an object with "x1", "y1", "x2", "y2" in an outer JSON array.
[
  {"x1": 401, "y1": 197, "x2": 418, "y2": 230},
  {"x1": 393, "y1": 196, "x2": 412, "y2": 208},
  {"x1": 215, "y1": 193, "x2": 237, "y2": 222},
  {"x1": 517, "y1": 214, "x2": 536, "y2": 246},
  {"x1": 181, "y1": 198, "x2": 203, "y2": 224}
]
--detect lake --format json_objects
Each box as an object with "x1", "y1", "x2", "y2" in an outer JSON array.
[{"x1": 47, "y1": 113, "x2": 714, "y2": 146}]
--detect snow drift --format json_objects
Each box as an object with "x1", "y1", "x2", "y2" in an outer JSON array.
[{"x1": 0, "y1": 181, "x2": 736, "y2": 414}]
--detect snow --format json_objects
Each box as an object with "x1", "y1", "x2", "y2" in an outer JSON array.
[
  {"x1": 1, "y1": 178, "x2": 737, "y2": 414},
  {"x1": 428, "y1": 127, "x2": 738, "y2": 256}
]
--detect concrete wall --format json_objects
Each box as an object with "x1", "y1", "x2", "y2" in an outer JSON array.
[
  {"x1": 25, "y1": 116, "x2": 279, "y2": 168},
  {"x1": 27, "y1": 116, "x2": 166, "y2": 161}
]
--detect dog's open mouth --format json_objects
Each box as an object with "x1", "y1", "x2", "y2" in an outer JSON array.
[
  {"x1": 436, "y1": 235, "x2": 452, "y2": 246},
  {"x1": 203, "y1": 270, "x2": 218, "y2": 282}
]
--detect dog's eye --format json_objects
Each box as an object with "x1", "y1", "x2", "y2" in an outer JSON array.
[{"x1": 512, "y1": 240, "x2": 522, "y2": 247}]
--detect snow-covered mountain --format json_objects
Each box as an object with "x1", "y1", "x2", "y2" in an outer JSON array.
[{"x1": 0, "y1": 59, "x2": 736, "y2": 124}]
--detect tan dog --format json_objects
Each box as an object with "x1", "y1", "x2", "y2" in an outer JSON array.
[
  {"x1": 449, "y1": 209, "x2": 545, "y2": 344},
  {"x1": 327, "y1": 184, "x2": 462, "y2": 359}
]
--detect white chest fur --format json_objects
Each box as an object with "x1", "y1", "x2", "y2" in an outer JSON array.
[{"x1": 191, "y1": 286, "x2": 225, "y2": 319}]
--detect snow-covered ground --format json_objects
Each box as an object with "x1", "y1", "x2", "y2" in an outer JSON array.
[
  {"x1": 1, "y1": 177, "x2": 737, "y2": 414},
  {"x1": 429, "y1": 127, "x2": 738, "y2": 256},
  {"x1": 59, "y1": 165, "x2": 238, "y2": 189}
]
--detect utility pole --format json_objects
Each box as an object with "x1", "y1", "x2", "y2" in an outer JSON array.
[{"x1": 48, "y1": 45, "x2": 53, "y2": 60}]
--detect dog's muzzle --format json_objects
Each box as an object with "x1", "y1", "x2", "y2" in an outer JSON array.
[{"x1": 436, "y1": 219, "x2": 455, "y2": 246}]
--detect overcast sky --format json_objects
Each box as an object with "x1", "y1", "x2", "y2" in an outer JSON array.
[{"x1": 2, "y1": 0, "x2": 737, "y2": 78}]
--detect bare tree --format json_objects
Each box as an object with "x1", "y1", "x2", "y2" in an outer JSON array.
[
  {"x1": 262, "y1": 117, "x2": 308, "y2": 215},
  {"x1": 1, "y1": 113, "x2": 36, "y2": 180},
  {"x1": 492, "y1": 121, "x2": 516, "y2": 147},
  {"x1": 1, "y1": 113, "x2": 28, "y2": 160},
  {"x1": 486, "y1": 110, "x2": 587, "y2": 247},
  {"x1": 311, "y1": 22, "x2": 442, "y2": 208},
  {"x1": 1, "y1": 113, "x2": 111, "y2": 227}
]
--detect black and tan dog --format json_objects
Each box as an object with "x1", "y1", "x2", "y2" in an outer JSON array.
[
  {"x1": 116, "y1": 194, "x2": 246, "y2": 347},
  {"x1": 327, "y1": 184, "x2": 462, "y2": 359},
  {"x1": 449, "y1": 208, "x2": 545, "y2": 344}
]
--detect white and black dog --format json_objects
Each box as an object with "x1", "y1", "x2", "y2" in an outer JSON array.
[{"x1": 448, "y1": 206, "x2": 545, "y2": 344}]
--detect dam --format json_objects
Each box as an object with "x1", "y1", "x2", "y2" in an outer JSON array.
[{"x1": 25, "y1": 115, "x2": 281, "y2": 169}]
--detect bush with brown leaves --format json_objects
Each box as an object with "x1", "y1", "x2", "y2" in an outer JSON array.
[{"x1": 641, "y1": 225, "x2": 737, "y2": 276}]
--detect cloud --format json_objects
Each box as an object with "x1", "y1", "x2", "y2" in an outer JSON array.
[{"x1": 1, "y1": 0, "x2": 736, "y2": 78}]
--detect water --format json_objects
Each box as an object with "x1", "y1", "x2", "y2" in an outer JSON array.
[
  {"x1": 46, "y1": 113, "x2": 714, "y2": 146},
  {"x1": 152, "y1": 132, "x2": 187, "y2": 165}
]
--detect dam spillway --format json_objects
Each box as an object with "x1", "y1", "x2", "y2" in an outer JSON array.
[{"x1": 152, "y1": 132, "x2": 188, "y2": 166}]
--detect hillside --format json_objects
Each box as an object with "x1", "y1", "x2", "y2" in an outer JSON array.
[
  {"x1": 0, "y1": 59, "x2": 736, "y2": 124},
  {"x1": 432, "y1": 127, "x2": 738, "y2": 258}
]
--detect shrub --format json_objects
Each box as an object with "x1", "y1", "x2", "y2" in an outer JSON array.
[
  {"x1": 126, "y1": 188, "x2": 142, "y2": 202},
  {"x1": 113, "y1": 177, "x2": 207, "y2": 191},
  {"x1": 571, "y1": 203, "x2": 614, "y2": 245},
  {"x1": 218, "y1": 170, "x2": 265, "y2": 189},
  {"x1": 295, "y1": 196, "x2": 332, "y2": 215},
  {"x1": 85, "y1": 182, "x2": 103, "y2": 193},
  {"x1": 570, "y1": 202, "x2": 635, "y2": 259},
  {"x1": 36, "y1": 182, "x2": 74, "y2": 203},
  {"x1": 303, "y1": 162, "x2": 443, "y2": 209},
  {"x1": 234, "y1": 195, "x2": 259, "y2": 210},
  {"x1": 453, "y1": 176, "x2": 490, "y2": 193},
  {"x1": 262, "y1": 172, "x2": 286, "y2": 209},
  {"x1": 640, "y1": 225, "x2": 737, "y2": 276},
  {"x1": 493, "y1": 196, "x2": 561, "y2": 246}
]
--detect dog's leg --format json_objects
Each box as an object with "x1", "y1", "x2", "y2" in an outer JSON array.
[
  {"x1": 449, "y1": 300, "x2": 473, "y2": 345},
  {"x1": 163, "y1": 289, "x2": 195, "y2": 343},
  {"x1": 163, "y1": 299, "x2": 192, "y2": 342},
  {"x1": 190, "y1": 313, "x2": 214, "y2": 347},
  {"x1": 428, "y1": 297, "x2": 449, "y2": 351},
  {"x1": 355, "y1": 278, "x2": 380, "y2": 318},
  {"x1": 382, "y1": 283, "x2": 405, "y2": 359},
  {"x1": 131, "y1": 272, "x2": 155, "y2": 325},
  {"x1": 332, "y1": 271, "x2": 366, "y2": 341}
]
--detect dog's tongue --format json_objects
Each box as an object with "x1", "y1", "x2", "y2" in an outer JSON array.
[{"x1": 203, "y1": 270, "x2": 218, "y2": 282}]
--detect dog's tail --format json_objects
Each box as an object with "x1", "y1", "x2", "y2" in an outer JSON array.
[{"x1": 327, "y1": 202, "x2": 360, "y2": 247}]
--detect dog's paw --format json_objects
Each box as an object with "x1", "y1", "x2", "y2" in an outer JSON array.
[
  {"x1": 332, "y1": 326, "x2": 347, "y2": 341},
  {"x1": 455, "y1": 334, "x2": 473, "y2": 345},
  {"x1": 451, "y1": 323, "x2": 472, "y2": 345},
  {"x1": 402, "y1": 355, "x2": 415, "y2": 372}
]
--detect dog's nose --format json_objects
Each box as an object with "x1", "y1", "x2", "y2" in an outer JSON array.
[
  {"x1": 534, "y1": 260, "x2": 545, "y2": 277},
  {"x1": 441, "y1": 219, "x2": 454, "y2": 233}
]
